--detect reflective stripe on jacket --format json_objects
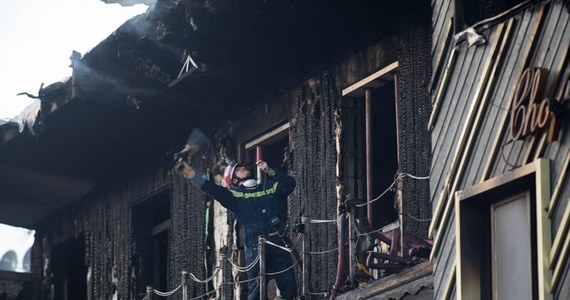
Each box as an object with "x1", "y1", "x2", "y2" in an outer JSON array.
[{"x1": 200, "y1": 169, "x2": 296, "y2": 247}]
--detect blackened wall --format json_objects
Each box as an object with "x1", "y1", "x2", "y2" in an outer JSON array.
[
  {"x1": 23, "y1": 4, "x2": 433, "y2": 300},
  {"x1": 28, "y1": 158, "x2": 209, "y2": 299},
  {"x1": 289, "y1": 73, "x2": 340, "y2": 292},
  {"x1": 397, "y1": 3, "x2": 433, "y2": 240}
]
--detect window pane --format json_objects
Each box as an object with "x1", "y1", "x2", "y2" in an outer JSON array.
[{"x1": 491, "y1": 192, "x2": 532, "y2": 300}]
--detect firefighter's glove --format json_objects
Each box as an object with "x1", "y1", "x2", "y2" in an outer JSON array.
[
  {"x1": 256, "y1": 160, "x2": 276, "y2": 177},
  {"x1": 173, "y1": 144, "x2": 200, "y2": 160},
  {"x1": 175, "y1": 160, "x2": 196, "y2": 180}
]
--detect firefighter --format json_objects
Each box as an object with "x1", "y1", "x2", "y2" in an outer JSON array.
[{"x1": 175, "y1": 159, "x2": 298, "y2": 300}]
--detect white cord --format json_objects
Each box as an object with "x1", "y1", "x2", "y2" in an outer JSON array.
[
  {"x1": 153, "y1": 284, "x2": 182, "y2": 297},
  {"x1": 355, "y1": 172, "x2": 429, "y2": 207},
  {"x1": 188, "y1": 267, "x2": 221, "y2": 283},
  {"x1": 306, "y1": 218, "x2": 337, "y2": 224},
  {"x1": 264, "y1": 239, "x2": 293, "y2": 253},
  {"x1": 308, "y1": 247, "x2": 338, "y2": 255},
  {"x1": 227, "y1": 254, "x2": 260, "y2": 273}
]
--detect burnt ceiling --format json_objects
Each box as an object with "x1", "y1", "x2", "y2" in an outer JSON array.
[
  {"x1": 0, "y1": 0, "x2": 409, "y2": 227},
  {"x1": 77, "y1": 0, "x2": 405, "y2": 123}
]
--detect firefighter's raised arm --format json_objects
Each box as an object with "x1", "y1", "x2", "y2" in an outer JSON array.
[
  {"x1": 174, "y1": 160, "x2": 236, "y2": 210},
  {"x1": 256, "y1": 160, "x2": 276, "y2": 176},
  {"x1": 175, "y1": 160, "x2": 196, "y2": 179}
]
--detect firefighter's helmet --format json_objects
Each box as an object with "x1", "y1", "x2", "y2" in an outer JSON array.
[{"x1": 223, "y1": 162, "x2": 245, "y2": 188}]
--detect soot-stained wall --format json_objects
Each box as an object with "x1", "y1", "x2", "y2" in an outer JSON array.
[
  {"x1": 396, "y1": 5, "x2": 433, "y2": 239},
  {"x1": 27, "y1": 158, "x2": 210, "y2": 300},
  {"x1": 23, "y1": 6, "x2": 432, "y2": 300},
  {"x1": 289, "y1": 73, "x2": 340, "y2": 292},
  {"x1": 207, "y1": 15, "x2": 432, "y2": 296}
]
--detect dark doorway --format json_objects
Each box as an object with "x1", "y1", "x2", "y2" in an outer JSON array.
[
  {"x1": 132, "y1": 190, "x2": 171, "y2": 295},
  {"x1": 370, "y1": 83, "x2": 399, "y2": 228},
  {"x1": 52, "y1": 235, "x2": 87, "y2": 300}
]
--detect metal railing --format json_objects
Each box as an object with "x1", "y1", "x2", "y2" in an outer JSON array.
[{"x1": 143, "y1": 172, "x2": 431, "y2": 300}]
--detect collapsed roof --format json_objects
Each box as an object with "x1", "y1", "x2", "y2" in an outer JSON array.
[{"x1": 0, "y1": 0, "x2": 407, "y2": 227}]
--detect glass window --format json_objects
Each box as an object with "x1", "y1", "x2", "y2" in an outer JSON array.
[
  {"x1": 490, "y1": 193, "x2": 533, "y2": 299},
  {"x1": 456, "y1": 160, "x2": 551, "y2": 300}
]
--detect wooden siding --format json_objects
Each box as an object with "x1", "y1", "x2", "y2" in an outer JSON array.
[{"x1": 431, "y1": 1, "x2": 570, "y2": 299}]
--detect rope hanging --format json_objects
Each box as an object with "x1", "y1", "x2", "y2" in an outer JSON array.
[{"x1": 356, "y1": 172, "x2": 430, "y2": 207}]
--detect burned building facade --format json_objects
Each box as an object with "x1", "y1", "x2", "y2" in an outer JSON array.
[{"x1": 0, "y1": 0, "x2": 434, "y2": 299}]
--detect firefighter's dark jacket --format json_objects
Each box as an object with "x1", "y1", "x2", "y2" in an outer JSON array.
[{"x1": 192, "y1": 169, "x2": 296, "y2": 248}]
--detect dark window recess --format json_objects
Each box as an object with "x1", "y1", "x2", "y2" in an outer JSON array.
[
  {"x1": 245, "y1": 129, "x2": 290, "y2": 213},
  {"x1": 152, "y1": 230, "x2": 169, "y2": 293},
  {"x1": 240, "y1": 127, "x2": 291, "y2": 293},
  {"x1": 455, "y1": 0, "x2": 526, "y2": 30},
  {"x1": 344, "y1": 73, "x2": 399, "y2": 231},
  {"x1": 132, "y1": 190, "x2": 171, "y2": 295},
  {"x1": 366, "y1": 84, "x2": 399, "y2": 229},
  {"x1": 244, "y1": 123, "x2": 290, "y2": 173},
  {"x1": 247, "y1": 135, "x2": 289, "y2": 172},
  {"x1": 52, "y1": 235, "x2": 87, "y2": 300}
]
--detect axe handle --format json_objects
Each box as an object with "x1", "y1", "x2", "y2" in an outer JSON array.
[{"x1": 256, "y1": 146, "x2": 263, "y2": 182}]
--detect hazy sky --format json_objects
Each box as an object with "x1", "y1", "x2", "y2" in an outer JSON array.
[{"x1": 0, "y1": 0, "x2": 148, "y2": 120}]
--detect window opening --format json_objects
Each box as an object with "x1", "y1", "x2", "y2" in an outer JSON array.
[
  {"x1": 244, "y1": 123, "x2": 290, "y2": 217},
  {"x1": 369, "y1": 83, "x2": 399, "y2": 229},
  {"x1": 240, "y1": 123, "x2": 291, "y2": 290},
  {"x1": 456, "y1": 159, "x2": 550, "y2": 300},
  {"x1": 342, "y1": 62, "x2": 399, "y2": 230},
  {"x1": 244, "y1": 122, "x2": 291, "y2": 173},
  {"x1": 52, "y1": 235, "x2": 87, "y2": 300},
  {"x1": 132, "y1": 190, "x2": 171, "y2": 294}
]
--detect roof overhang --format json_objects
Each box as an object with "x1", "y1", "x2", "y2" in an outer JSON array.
[{"x1": 0, "y1": 0, "x2": 409, "y2": 227}]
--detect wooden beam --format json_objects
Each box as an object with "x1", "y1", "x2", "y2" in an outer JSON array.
[
  {"x1": 535, "y1": 159, "x2": 552, "y2": 300},
  {"x1": 342, "y1": 62, "x2": 398, "y2": 97},
  {"x1": 244, "y1": 122, "x2": 290, "y2": 149},
  {"x1": 547, "y1": 150, "x2": 570, "y2": 217},
  {"x1": 428, "y1": 41, "x2": 458, "y2": 131}
]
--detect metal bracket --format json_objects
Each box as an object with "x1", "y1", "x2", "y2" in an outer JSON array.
[{"x1": 168, "y1": 54, "x2": 198, "y2": 88}]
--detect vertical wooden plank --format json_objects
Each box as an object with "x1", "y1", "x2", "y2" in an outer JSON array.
[
  {"x1": 548, "y1": 151, "x2": 570, "y2": 217},
  {"x1": 429, "y1": 22, "x2": 508, "y2": 241},
  {"x1": 480, "y1": 7, "x2": 547, "y2": 182},
  {"x1": 535, "y1": 159, "x2": 552, "y2": 300},
  {"x1": 429, "y1": 47, "x2": 458, "y2": 131}
]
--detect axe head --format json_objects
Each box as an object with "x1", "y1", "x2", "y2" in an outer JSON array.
[
  {"x1": 186, "y1": 128, "x2": 210, "y2": 149},
  {"x1": 173, "y1": 128, "x2": 210, "y2": 160}
]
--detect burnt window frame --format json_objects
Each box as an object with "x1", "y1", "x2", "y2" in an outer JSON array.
[
  {"x1": 455, "y1": 158, "x2": 552, "y2": 299},
  {"x1": 241, "y1": 122, "x2": 291, "y2": 175},
  {"x1": 341, "y1": 61, "x2": 400, "y2": 231},
  {"x1": 51, "y1": 235, "x2": 87, "y2": 300},
  {"x1": 131, "y1": 188, "x2": 172, "y2": 295}
]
